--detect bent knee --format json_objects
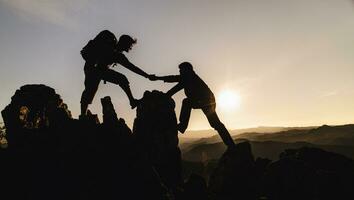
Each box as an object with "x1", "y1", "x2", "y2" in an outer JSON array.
[{"x1": 115, "y1": 74, "x2": 129, "y2": 86}]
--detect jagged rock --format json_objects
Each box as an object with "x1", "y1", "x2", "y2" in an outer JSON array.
[
  {"x1": 78, "y1": 109, "x2": 100, "y2": 125},
  {"x1": 133, "y1": 90, "x2": 182, "y2": 190},
  {"x1": 101, "y1": 96, "x2": 118, "y2": 124},
  {"x1": 0, "y1": 85, "x2": 171, "y2": 200},
  {"x1": 182, "y1": 173, "x2": 208, "y2": 200},
  {"x1": 100, "y1": 96, "x2": 132, "y2": 142},
  {"x1": 2, "y1": 84, "x2": 71, "y2": 130},
  {"x1": 280, "y1": 146, "x2": 354, "y2": 173},
  {"x1": 2, "y1": 85, "x2": 354, "y2": 200},
  {"x1": 0, "y1": 125, "x2": 7, "y2": 149},
  {"x1": 263, "y1": 147, "x2": 354, "y2": 200},
  {"x1": 262, "y1": 157, "x2": 317, "y2": 200},
  {"x1": 1, "y1": 84, "x2": 72, "y2": 150},
  {"x1": 254, "y1": 157, "x2": 272, "y2": 183},
  {"x1": 208, "y1": 141, "x2": 257, "y2": 200}
]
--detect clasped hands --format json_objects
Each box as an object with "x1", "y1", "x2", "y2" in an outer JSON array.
[{"x1": 147, "y1": 74, "x2": 159, "y2": 81}]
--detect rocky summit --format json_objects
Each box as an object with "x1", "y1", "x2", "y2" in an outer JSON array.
[{"x1": 1, "y1": 84, "x2": 354, "y2": 200}]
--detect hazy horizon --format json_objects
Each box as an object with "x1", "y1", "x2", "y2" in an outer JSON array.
[{"x1": 1, "y1": 0, "x2": 354, "y2": 131}]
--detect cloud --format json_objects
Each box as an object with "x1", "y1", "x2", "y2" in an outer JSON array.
[
  {"x1": 321, "y1": 91, "x2": 338, "y2": 98},
  {"x1": 0, "y1": 0, "x2": 88, "y2": 28}
]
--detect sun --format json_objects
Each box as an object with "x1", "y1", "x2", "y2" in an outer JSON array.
[{"x1": 217, "y1": 90, "x2": 241, "y2": 111}]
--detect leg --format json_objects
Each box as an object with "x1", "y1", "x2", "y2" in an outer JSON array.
[
  {"x1": 101, "y1": 69, "x2": 137, "y2": 108},
  {"x1": 80, "y1": 103, "x2": 89, "y2": 116},
  {"x1": 202, "y1": 105, "x2": 235, "y2": 148},
  {"x1": 120, "y1": 83, "x2": 137, "y2": 108},
  {"x1": 80, "y1": 69, "x2": 100, "y2": 115},
  {"x1": 178, "y1": 98, "x2": 192, "y2": 133}
]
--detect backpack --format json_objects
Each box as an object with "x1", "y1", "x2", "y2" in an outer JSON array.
[
  {"x1": 80, "y1": 30, "x2": 118, "y2": 62},
  {"x1": 80, "y1": 40, "x2": 96, "y2": 61}
]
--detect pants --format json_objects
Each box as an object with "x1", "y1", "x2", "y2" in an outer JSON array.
[
  {"x1": 80, "y1": 65, "x2": 130, "y2": 105},
  {"x1": 179, "y1": 98, "x2": 235, "y2": 147}
]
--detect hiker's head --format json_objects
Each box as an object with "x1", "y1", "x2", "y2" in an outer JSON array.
[
  {"x1": 179, "y1": 62, "x2": 194, "y2": 76},
  {"x1": 94, "y1": 30, "x2": 117, "y2": 47},
  {"x1": 117, "y1": 35, "x2": 137, "y2": 52}
]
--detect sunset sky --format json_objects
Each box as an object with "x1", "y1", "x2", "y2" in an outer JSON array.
[{"x1": 1, "y1": 0, "x2": 354, "y2": 131}]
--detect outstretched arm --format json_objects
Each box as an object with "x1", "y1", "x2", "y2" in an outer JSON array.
[
  {"x1": 115, "y1": 53, "x2": 150, "y2": 78},
  {"x1": 150, "y1": 75, "x2": 180, "y2": 82},
  {"x1": 156, "y1": 75, "x2": 180, "y2": 83},
  {"x1": 150, "y1": 74, "x2": 182, "y2": 96},
  {"x1": 166, "y1": 83, "x2": 183, "y2": 97}
]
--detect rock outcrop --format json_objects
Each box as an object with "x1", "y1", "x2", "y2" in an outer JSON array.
[
  {"x1": 198, "y1": 140, "x2": 354, "y2": 200},
  {"x1": 1, "y1": 85, "x2": 354, "y2": 200},
  {"x1": 208, "y1": 142, "x2": 257, "y2": 200},
  {"x1": 0, "y1": 124, "x2": 7, "y2": 149},
  {"x1": 133, "y1": 90, "x2": 182, "y2": 191},
  {"x1": 0, "y1": 85, "x2": 172, "y2": 200},
  {"x1": 2, "y1": 84, "x2": 71, "y2": 129},
  {"x1": 263, "y1": 147, "x2": 354, "y2": 200},
  {"x1": 1, "y1": 84, "x2": 71, "y2": 150}
]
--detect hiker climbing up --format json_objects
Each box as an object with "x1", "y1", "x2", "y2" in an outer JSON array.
[{"x1": 151, "y1": 62, "x2": 236, "y2": 148}]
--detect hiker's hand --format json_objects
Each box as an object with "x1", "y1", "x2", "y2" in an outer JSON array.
[{"x1": 148, "y1": 74, "x2": 158, "y2": 81}]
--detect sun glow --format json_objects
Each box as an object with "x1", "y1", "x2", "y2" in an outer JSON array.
[{"x1": 217, "y1": 90, "x2": 241, "y2": 111}]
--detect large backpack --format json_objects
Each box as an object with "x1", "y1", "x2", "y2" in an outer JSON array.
[
  {"x1": 80, "y1": 30, "x2": 117, "y2": 62},
  {"x1": 80, "y1": 40, "x2": 96, "y2": 61}
]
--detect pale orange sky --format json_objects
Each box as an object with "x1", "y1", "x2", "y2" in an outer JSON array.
[{"x1": 0, "y1": 0, "x2": 354, "y2": 130}]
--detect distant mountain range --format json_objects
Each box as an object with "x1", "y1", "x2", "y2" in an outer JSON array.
[{"x1": 180, "y1": 124, "x2": 354, "y2": 162}]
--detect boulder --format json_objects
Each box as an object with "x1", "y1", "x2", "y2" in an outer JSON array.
[
  {"x1": 208, "y1": 141, "x2": 257, "y2": 200},
  {"x1": 2, "y1": 84, "x2": 71, "y2": 130},
  {"x1": 133, "y1": 90, "x2": 182, "y2": 190}
]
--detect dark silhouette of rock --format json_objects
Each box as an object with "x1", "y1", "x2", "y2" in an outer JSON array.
[
  {"x1": 263, "y1": 147, "x2": 354, "y2": 200},
  {"x1": 262, "y1": 157, "x2": 317, "y2": 200},
  {"x1": 0, "y1": 124, "x2": 7, "y2": 149},
  {"x1": 133, "y1": 90, "x2": 182, "y2": 192},
  {"x1": 101, "y1": 96, "x2": 119, "y2": 124},
  {"x1": 2, "y1": 84, "x2": 72, "y2": 129},
  {"x1": 182, "y1": 173, "x2": 208, "y2": 200},
  {"x1": 100, "y1": 96, "x2": 133, "y2": 139},
  {"x1": 0, "y1": 85, "x2": 171, "y2": 200},
  {"x1": 255, "y1": 157, "x2": 272, "y2": 177},
  {"x1": 1, "y1": 84, "x2": 72, "y2": 150},
  {"x1": 208, "y1": 141, "x2": 257, "y2": 200},
  {"x1": 2, "y1": 85, "x2": 354, "y2": 200}
]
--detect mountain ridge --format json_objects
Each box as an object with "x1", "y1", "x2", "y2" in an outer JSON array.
[{"x1": 181, "y1": 124, "x2": 354, "y2": 163}]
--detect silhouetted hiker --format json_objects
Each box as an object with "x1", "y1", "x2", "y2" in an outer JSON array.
[
  {"x1": 152, "y1": 62, "x2": 236, "y2": 148},
  {"x1": 80, "y1": 30, "x2": 155, "y2": 117}
]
